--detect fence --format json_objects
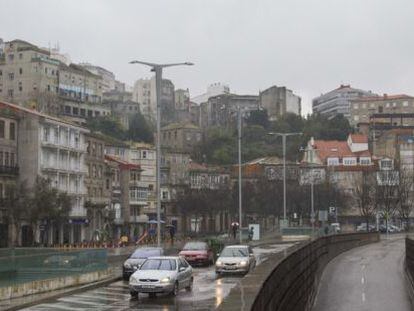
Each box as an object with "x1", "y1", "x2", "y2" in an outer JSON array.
[{"x1": 0, "y1": 248, "x2": 107, "y2": 289}]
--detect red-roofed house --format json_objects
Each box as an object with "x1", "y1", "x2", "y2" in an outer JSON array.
[{"x1": 304, "y1": 134, "x2": 372, "y2": 167}]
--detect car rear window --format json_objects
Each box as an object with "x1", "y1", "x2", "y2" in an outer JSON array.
[
  {"x1": 130, "y1": 248, "x2": 162, "y2": 259},
  {"x1": 183, "y1": 242, "x2": 207, "y2": 250},
  {"x1": 140, "y1": 259, "x2": 177, "y2": 271}
]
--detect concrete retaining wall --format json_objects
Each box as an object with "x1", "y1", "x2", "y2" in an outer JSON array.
[
  {"x1": 405, "y1": 236, "x2": 414, "y2": 295},
  {"x1": 217, "y1": 232, "x2": 379, "y2": 311},
  {"x1": 0, "y1": 268, "x2": 111, "y2": 301}
]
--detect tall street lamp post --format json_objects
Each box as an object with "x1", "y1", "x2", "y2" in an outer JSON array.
[
  {"x1": 268, "y1": 132, "x2": 302, "y2": 228},
  {"x1": 238, "y1": 106, "x2": 242, "y2": 244},
  {"x1": 129, "y1": 60, "x2": 193, "y2": 247}
]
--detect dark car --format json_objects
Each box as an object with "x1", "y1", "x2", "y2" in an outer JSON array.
[
  {"x1": 123, "y1": 247, "x2": 164, "y2": 280},
  {"x1": 179, "y1": 241, "x2": 214, "y2": 266}
]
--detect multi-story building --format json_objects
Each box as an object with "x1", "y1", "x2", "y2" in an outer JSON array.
[
  {"x1": 0, "y1": 113, "x2": 19, "y2": 247},
  {"x1": 103, "y1": 90, "x2": 139, "y2": 129},
  {"x1": 200, "y1": 93, "x2": 259, "y2": 128},
  {"x1": 105, "y1": 154, "x2": 146, "y2": 240},
  {"x1": 175, "y1": 89, "x2": 190, "y2": 110},
  {"x1": 58, "y1": 62, "x2": 110, "y2": 123},
  {"x1": 79, "y1": 63, "x2": 116, "y2": 93},
  {"x1": 312, "y1": 84, "x2": 375, "y2": 120},
  {"x1": 84, "y1": 132, "x2": 112, "y2": 240},
  {"x1": 350, "y1": 94, "x2": 414, "y2": 127},
  {"x1": 259, "y1": 85, "x2": 301, "y2": 120},
  {"x1": 0, "y1": 100, "x2": 89, "y2": 245},
  {"x1": 161, "y1": 123, "x2": 202, "y2": 153},
  {"x1": 191, "y1": 83, "x2": 230, "y2": 105},
  {"x1": 132, "y1": 77, "x2": 175, "y2": 124},
  {"x1": 0, "y1": 39, "x2": 61, "y2": 113},
  {"x1": 189, "y1": 102, "x2": 201, "y2": 126}
]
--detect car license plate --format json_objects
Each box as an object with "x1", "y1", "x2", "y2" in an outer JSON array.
[
  {"x1": 225, "y1": 266, "x2": 236, "y2": 270},
  {"x1": 142, "y1": 285, "x2": 155, "y2": 289}
]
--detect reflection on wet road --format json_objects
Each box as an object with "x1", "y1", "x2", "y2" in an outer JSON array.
[{"x1": 22, "y1": 243, "x2": 293, "y2": 311}]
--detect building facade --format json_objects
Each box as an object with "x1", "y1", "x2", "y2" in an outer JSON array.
[
  {"x1": 259, "y1": 85, "x2": 301, "y2": 120},
  {"x1": 312, "y1": 84, "x2": 375, "y2": 120},
  {"x1": 161, "y1": 123, "x2": 202, "y2": 153},
  {"x1": 79, "y1": 63, "x2": 116, "y2": 93}
]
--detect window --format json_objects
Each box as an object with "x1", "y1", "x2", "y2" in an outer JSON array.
[
  {"x1": 8, "y1": 54, "x2": 14, "y2": 61},
  {"x1": 47, "y1": 85, "x2": 50, "y2": 92},
  {"x1": 360, "y1": 158, "x2": 371, "y2": 165},
  {"x1": 354, "y1": 115, "x2": 359, "y2": 121},
  {"x1": 343, "y1": 158, "x2": 356, "y2": 165},
  {"x1": 142, "y1": 151, "x2": 147, "y2": 159},
  {"x1": 8, "y1": 73, "x2": 14, "y2": 80},
  {"x1": 162, "y1": 191, "x2": 169, "y2": 200},
  {"x1": 0, "y1": 152, "x2": 3, "y2": 165},
  {"x1": 65, "y1": 106, "x2": 71, "y2": 114},
  {"x1": 370, "y1": 103, "x2": 375, "y2": 108},
  {"x1": 9, "y1": 123, "x2": 15, "y2": 140},
  {"x1": 19, "y1": 68, "x2": 23, "y2": 75},
  {"x1": 4, "y1": 152, "x2": 9, "y2": 166},
  {"x1": 0, "y1": 120, "x2": 5, "y2": 138},
  {"x1": 403, "y1": 101, "x2": 408, "y2": 107},
  {"x1": 378, "y1": 106, "x2": 383, "y2": 113},
  {"x1": 73, "y1": 107, "x2": 79, "y2": 115},
  {"x1": 0, "y1": 70, "x2": 2, "y2": 76},
  {"x1": 392, "y1": 102, "x2": 397, "y2": 107},
  {"x1": 386, "y1": 102, "x2": 390, "y2": 107},
  {"x1": 353, "y1": 104, "x2": 359, "y2": 109},
  {"x1": 19, "y1": 53, "x2": 23, "y2": 60},
  {"x1": 327, "y1": 158, "x2": 339, "y2": 166},
  {"x1": 18, "y1": 82, "x2": 22, "y2": 92},
  {"x1": 45, "y1": 68, "x2": 48, "y2": 74},
  {"x1": 380, "y1": 159, "x2": 393, "y2": 170},
  {"x1": 10, "y1": 153, "x2": 14, "y2": 167}
]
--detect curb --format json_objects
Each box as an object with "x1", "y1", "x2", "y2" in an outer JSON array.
[{"x1": 2, "y1": 274, "x2": 122, "y2": 311}]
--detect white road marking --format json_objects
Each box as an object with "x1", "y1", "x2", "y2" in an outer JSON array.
[
  {"x1": 362, "y1": 292, "x2": 366, "y2": 302},
  {"x1": 361, "y1": 277, "x2": 365, "y2": 284},
  {"x1": 72, "y1": 293, "x2": 120, "y2": 301},
  {"x1": 58, "y1": 297, "x2": 106, "y2": 306}
]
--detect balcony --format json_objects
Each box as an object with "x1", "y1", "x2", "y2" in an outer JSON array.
[{"x1": 0, "y1": 166, "x2": 19, "y2": 176}]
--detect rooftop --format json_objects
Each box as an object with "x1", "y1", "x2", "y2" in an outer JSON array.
[{"x1": 349, "y1": 134, "x2": 368, "y2": 144}]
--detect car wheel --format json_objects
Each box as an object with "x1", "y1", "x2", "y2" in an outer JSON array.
[
  {"x1": 171, "y1": 282, "x2": 179, "y2": 296},
  {"x1": 185, "y1": 277, "x2": 193, "y2": 292},
  {"x1": 130, "y1": 291, "x2": 138, "y2": 298}
]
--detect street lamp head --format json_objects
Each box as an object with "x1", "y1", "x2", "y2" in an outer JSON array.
[{"x1": 184, "y1": 62, "x2": 194, "y2": 66}]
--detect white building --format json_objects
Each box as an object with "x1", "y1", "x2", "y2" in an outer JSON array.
[
  {"x1": 191, "y1": 83, "x2": 230, "y2": 105},
  {"x1": 79, "y1": 63, "x2": 116, "y2": 93},
  {"x1": 0, "y1": 100, "x2": 89, "y2": 245}
]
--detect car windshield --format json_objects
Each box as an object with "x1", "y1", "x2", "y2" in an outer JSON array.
[
  {"x1": 130, "y1": 248, "x2": 162, "y2": 259},
  {"x1": 140, "y1": 259, "x2": 177, "y2": 271},
  {"x1": 220, "y1": 247, "x2": 248, "y2": 257},
  {"x1": 183, "y1": 242, "x2": 207, "y2": 250}
]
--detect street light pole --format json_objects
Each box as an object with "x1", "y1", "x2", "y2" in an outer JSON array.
[
  {"x1": 238, "y1": 106, "x2": 242, "y2": 244},
  {"x1": 129, "y1": 60, "x2": 193, "y2": 247},
  {"x1": 268, "y1": 132, "x2": 302, "y2": 228}
]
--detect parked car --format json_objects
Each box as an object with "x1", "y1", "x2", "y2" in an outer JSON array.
[
  {"x1": 179, "y1": 241, "x2": 214, "y2": 266},
  {"x1": 129, "y1": 256, "x2": 193, "y2": 298},
  {"x1": 215, "y1": 245, "x2": 256, "y2": 276},
  {"x1": 330, "y1": 223, "x2": 341, "y2": 233},
  {"x1": 356, "y1": 223, "x2": 376, "y2": 232},
  {"x1": 123, "y1": 247, "x2": 164, "y2": 280},
  {"x1": 389, "y1": 225, "x2": 402, "y2": 233}
]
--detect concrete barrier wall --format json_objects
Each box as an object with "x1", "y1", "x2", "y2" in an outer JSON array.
[
  {"x1": 217, "y1": 232, "x2": 379, "y2": 311},
  {"x1": 405, "y1": 236, "x2": 414, "y2": 291}
]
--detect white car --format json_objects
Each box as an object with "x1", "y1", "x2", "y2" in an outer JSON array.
[
  {"x1": 129, "y1": 256, "x2": 193, "y2": 298},
  {"x1": 215, "y1": 245, "x2": 256, "y2": 276}
]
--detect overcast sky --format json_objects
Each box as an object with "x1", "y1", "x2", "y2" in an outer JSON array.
[{"x1": 2, "y1": 0, "x2": 414, "y2": 114}]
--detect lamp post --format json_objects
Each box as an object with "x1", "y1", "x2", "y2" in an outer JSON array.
[
  {"x1": 129, "y1": 60, "x2": 193, "y2": 247},
  {"x1": 301, "y1": 146, "x2": 318, "y2": 236},
  {"x1": 268, "y1": 132, "x2": 302, "y2": 228},
  {"x1": 238, "y1": 106, "x2": 242, "y2": 244}
]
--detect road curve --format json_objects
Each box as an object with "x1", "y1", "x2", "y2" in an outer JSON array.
[{"x1": 312, "y1": 237, "x2": 413, "y2": 311}]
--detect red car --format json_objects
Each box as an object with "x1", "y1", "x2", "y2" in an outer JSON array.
[{"x1": 179, "y1": 241, "x2": 214, "y2": 266}]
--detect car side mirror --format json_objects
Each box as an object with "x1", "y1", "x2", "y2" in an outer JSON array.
[{"x1": 179, "y1": 267, "x2": 186, "y2": 272}]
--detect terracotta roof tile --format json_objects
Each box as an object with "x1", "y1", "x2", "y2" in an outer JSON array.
[{"x1": 350, "y1": 134, "x2": 368, "y2": 143}]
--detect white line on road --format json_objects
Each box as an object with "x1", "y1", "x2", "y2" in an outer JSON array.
[
  {"x1": 362, "y1": 292, "x2": 366, "y2": 302},
  {"x1": 361, "y1": 277, "x2": 365, "y2": 284},
  {"x1": 58, "y1": 297, "x2": 106, "y2": 307},
  {"x1": 72, "y1": 293, "x2": 120, "y2": 301}
]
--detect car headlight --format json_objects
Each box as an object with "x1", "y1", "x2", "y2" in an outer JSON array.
[
  {"x1": 124, "y1": 262, "x2": 132, "y2": 269},
  {"x1": 239, "y1": 261, "x2": 248, "y2": 266},
  {"x1": 160, "y1": 277, "x2": 171, "y2": 283},
  {"x1": 216, "y1": 260, "x2": 224, "y2": 267}
]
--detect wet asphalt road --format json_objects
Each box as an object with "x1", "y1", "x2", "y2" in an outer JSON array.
[
  {"x1": 313, "y1": 237, "x2": 412, "y2": 311},
  {"x1": 21, "y1": 243, "x2": 293, "y2": 311}
]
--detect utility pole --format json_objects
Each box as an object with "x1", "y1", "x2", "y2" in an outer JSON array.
[
  {"x1": 268, "y1": 132, "x2": 302, "y2": 228},
  {"x1": 238, "y1": 106, "x2": 243, "y2": 244},
  {"x1": 129, "y1": 60, "x2": 193, "y2": 247}
]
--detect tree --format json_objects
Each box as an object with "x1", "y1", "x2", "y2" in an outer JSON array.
[
  {"x1": 376, "y1": 170, "x2": 400, "y2": 234},
  {"x1": 86, "y1": 116, "x2": 126, "y2": 141},
  {"x1": 355, "y1": 171, "x2": 377, "y2": 231},
  {"x1": 127, "y1": 113, "x2": 154, "y2": 143},
  {"x1": 246, "y1": 110, "x2": 269, "y2": 129},
  {"x1": 28, "y1": 177, "x2": 72, "y2": 245},
  {"x1": 2, "y1": 182, "x2": 30, "y2": 247}
]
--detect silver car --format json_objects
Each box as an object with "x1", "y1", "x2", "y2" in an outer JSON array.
[
  {"x1": 215, "y1": 245, "x2": 256, "y2": 276},
  {"x1": 129, "y1": 256, "x2": 193, "y2": 298}
]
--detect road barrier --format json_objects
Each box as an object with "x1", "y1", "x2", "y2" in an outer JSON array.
[
  {"x1": 405, "y1": 236, "x2": 414, "y2": 296},
  {"x1": 217, "y1": 232, "x2": 379, "y2": 311}
]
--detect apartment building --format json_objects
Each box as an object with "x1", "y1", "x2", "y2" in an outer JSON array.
[
  {"x1": 103, "y1": 90, "x2": 139, "y2": 129},
  {"x1": 132, "y1": 77, "x2": 174, "y2": 124},
  {"x1": 0, "y1": 100, "x2": 89, "y2": 245},
  {"x1": 259, "y1": 85, "x2": 301, "y2": 120},
  {"x1": 191, "y1": 83, "x2": 230, "y2": 105},
  {"x1": 312, "y1": 84, "x2": 375, "y2": 120},
  {"x1": 79, "y1": 63, "x2": 116, "y2": 93},
  {"x1": 200, "y1": 93, "x2": 259, "y2": 128},
  {"x1": 84, "y1": 132, "x2": 112, "y2": 240},
  {"x1": 161, "y1": 123, "x2": 202, "y2": 153},
  {"x1": 0, "y1": 113, "x2": 19, "y2": 247},
  {"x1": 0, "y1": 39, "x2": 60, "y2": 113},
  {"x1": 350, "y1": 94, "x2": 414, "y2": 127}
]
